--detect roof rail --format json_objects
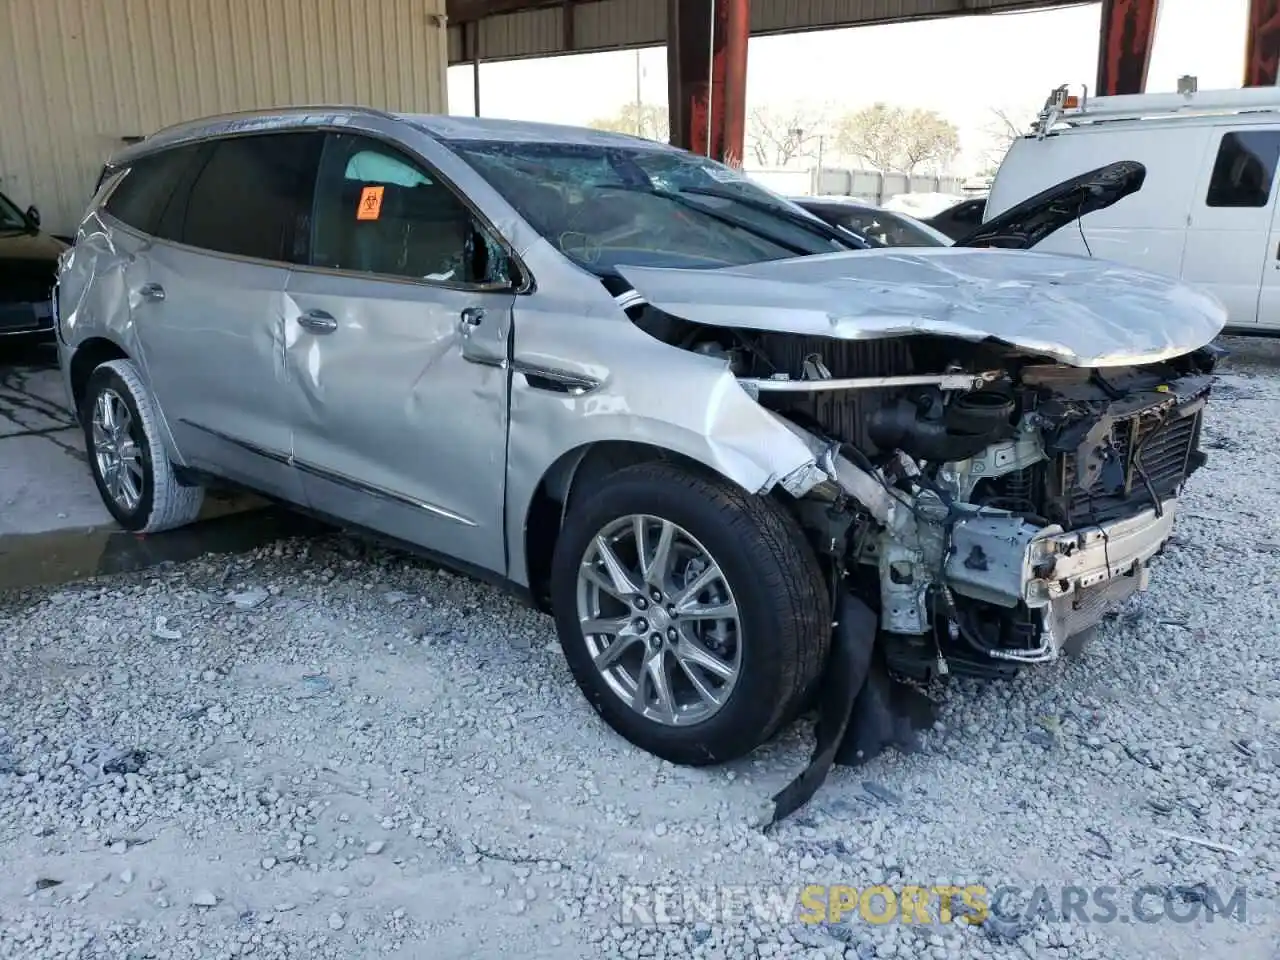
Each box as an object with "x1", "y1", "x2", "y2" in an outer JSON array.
[
  {"x1": 1030, "y1": 83, "x2": 1280, "y2": 137},
  {"x1": 144, "y1": 104, "x2": 399, "y2": 141}
]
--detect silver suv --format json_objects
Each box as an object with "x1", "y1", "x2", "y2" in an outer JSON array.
[{"x1": 57, "y1": 109, "x2": 1225, "y2": 770}]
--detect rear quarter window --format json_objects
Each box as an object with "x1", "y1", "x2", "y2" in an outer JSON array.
[{"x1": 100, "y1": 147, "x2": 200, "y2": 234}]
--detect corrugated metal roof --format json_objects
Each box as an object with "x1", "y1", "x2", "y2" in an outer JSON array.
[
  {"x1": 447, "y1": 0, "x2": 1087, "y2": 64},
  {"x1": 0, "y1": 0, "x2": 450, "y2": 235},
  {"x1": 481, "y1": 7, "x2": 566, "y2": 59},
  {"x1": 574, "y1": 0, "x2": 669, "y2": 52},
  {"x1": 752, "y1": 0, "x2": 1085, "y2": 33}
]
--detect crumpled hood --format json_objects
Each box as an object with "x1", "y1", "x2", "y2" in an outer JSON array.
[{"x1": 615, "y1": 246, "x2": 1227, "y2": 368}]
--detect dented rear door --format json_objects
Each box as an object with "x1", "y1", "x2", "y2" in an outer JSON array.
[{"x1": 131, "y1": 132, "x2": 322, "y2": 504}]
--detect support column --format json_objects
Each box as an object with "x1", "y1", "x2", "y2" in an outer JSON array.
[
  {"x1": 1095, "y1": 0, "x2": 1160, "y2": 96},
  {"x1": 666, "y1": 0, "x2": 748, "y2": 167},
  {"x1": 470, "y1": 22, "x2": 482, "y2": 116},
  {"x1": 1245, "y1": 0, "x2": 1280, "y2": 86}
]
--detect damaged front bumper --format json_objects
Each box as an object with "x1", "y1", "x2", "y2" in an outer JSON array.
[
  {"x1": 945, "y1": 499, "x2": 1177, "y2": 662},
  {"x1": 768, "y1": 474, "x2": 1182, "y2": 827},
  {"x1": 785, "y1": 420, "x2": 1181, "y2": 665}
]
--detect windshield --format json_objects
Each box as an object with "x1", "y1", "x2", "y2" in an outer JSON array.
[
  {"x1": 830, "y1": 207, "x2": 951, "y2": 247},
  {"x1": 0, "y1": 192, "x2": 28, "y2": 231},
  {"x1": 446, "y1": 139, "x2": 853, "y2": 273}
]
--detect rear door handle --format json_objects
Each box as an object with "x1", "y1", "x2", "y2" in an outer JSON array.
[
  {"x1": 297, "y1": 309, "x2": 337, "y2": 334},
  {"x1": 138, "y1": 282, "x2": 165, "y2": 302}
]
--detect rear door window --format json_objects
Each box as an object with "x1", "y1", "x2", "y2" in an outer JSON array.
[
  {"x1": 176, "y1": 132, "x2": 323, "y2": 263},
  {"x1": 1205, "y1": 130, "x2": 1280, "y2": 208},
  {"x1": 100, "y1": 146, "x2": 200, "y2": 234}
]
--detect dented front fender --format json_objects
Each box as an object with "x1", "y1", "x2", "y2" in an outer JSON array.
[{"x1": 503, "y1": 285, "x2": 834, "y2": 588}]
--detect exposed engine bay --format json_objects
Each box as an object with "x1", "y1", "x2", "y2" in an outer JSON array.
[
  {"x1": 618, "y1": 289, "x2": 1219, "y2": 822},
  {"x1": 623, "y1": 294, "x2": 1218, "y2": 678}
]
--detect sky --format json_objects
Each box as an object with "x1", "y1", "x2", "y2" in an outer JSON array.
[{"x1": 445, "y1": 0, "x2": 1250, "y2": 175}]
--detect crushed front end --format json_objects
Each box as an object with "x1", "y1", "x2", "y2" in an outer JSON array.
[
  {"x1": 715, "y1": 332, "x2": 1220, "y2": 824},
  {"x1": 612, "y1": 242, "x2": 1225, "y2": 822},
  {"x1": 733, "y1": 333, "x2": 1217, "y2": 679}
]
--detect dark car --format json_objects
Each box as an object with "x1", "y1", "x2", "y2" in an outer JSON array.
[
  {"x1": 790, "y1": 196, "x2": 952, "y2": 248},
  {"x1": 0, "y1": 190, "x2": 66, "y2": 339},
  {"x1": 925, "y1": 196, "x2": 988, "y2": 241}
]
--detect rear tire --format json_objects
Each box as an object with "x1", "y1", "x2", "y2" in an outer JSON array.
[
  {"x1": 81, "y1": 359, "x2": 205, "y2": 533},
  {"x1": 550, "y1": 461, "x2": 831, "y2": 765}
]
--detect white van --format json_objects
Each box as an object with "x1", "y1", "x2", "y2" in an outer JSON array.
[{"x1": 987, "y1": 84, "x2": 1280, "y2": 334}]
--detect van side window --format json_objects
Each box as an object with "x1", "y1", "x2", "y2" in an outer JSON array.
[
  {"x1": 177, "y1": 133, "x2": 322, "y2": 263},
  {"x1": 309, "y1": 133, "x2": 510, "y2": 286},
  {"x1": 1206, "y1": 131, "x2": 1280, "y2": 208},
  {"x1": 100, "y1": 147, "x2": 198, "y2": 234}
]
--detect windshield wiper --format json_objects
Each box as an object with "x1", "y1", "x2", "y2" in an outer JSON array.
[
  {"x1": 593, "y1": 183, "x2": 814, "y2": 256},
  {"x1": 677, "y1": 186, "x2": 864, "y2": 250}
]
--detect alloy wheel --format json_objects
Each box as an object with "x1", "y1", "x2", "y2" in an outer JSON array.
[
  {"x1": 575, "y1": 514, "x2": 742, "y2": 726},
  {"x1": 91, "y1": 388, "x2": 144, "y2": 513}
]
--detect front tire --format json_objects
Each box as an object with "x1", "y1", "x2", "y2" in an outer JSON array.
[
  {"x1": 81, "y1": 359, "x2": 205, "y2": 533},
  {"x1": 550, "y1": 461, "x2": 831, "y2": 765}
]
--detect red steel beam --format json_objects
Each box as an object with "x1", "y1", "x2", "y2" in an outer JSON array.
[
  {"x1": 667, "y1": 0, "x2": 749, "y2": 166},
  {"x1": 1095, "y1": 0, "x2": 1160, "y2": 96},
  {"x1": 1246, "y1": 0, "x2": 1280, "y2": 86}
]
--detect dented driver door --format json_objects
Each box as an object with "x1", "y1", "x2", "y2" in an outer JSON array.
[{"x1": 282, "y1": 130, "x2": 515, "y2": 575}]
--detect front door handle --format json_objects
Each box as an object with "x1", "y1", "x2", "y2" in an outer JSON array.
[
  {"x1": 138, "y1": 282, "x2": 165, "y2": 303},
  {"x1": 297, "y1": 309, "x2": 338, "y2": 334},
  {"x1": 460, "y1": 306, "x2": 485, "y2": 326}
]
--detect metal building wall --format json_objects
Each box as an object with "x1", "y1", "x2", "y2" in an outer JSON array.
[{"x1": 0, "y1": 0, "x2": 450, "y2": 235}]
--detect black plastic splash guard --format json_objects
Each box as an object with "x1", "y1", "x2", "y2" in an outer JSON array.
[{"x1": 766, "y1": 592, "x2": 939, "y2": 828}]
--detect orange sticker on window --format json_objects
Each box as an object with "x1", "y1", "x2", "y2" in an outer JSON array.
[{"x1": 357, "y1": 185, "x2": 384, "y2": 221}]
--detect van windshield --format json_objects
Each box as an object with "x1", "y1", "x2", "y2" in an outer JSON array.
[{"x1": 446, "y1": 139, "x2": 856, "y2": 273}]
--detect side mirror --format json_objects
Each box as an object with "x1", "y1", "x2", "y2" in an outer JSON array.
[{"x1": 26, "y1": 205, "x2": 40, "y2": 228}]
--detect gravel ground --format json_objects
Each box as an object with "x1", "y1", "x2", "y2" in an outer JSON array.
[{"x1": 2, "y1": 337, "x2": 1279, "y2": 960}]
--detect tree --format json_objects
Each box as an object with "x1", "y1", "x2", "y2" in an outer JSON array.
[
  {"x1": 833, "y1": 103, "x2": 901, "y2": 171},
  {"x1": 982, "y1": 105, "x2": 1036, "y2": 168},
  {"x1": 745, "y1": 103, "x2": 832, "y2": 167},
  {"x1": 899, "y1": 109, "x2": 961, "y2": 174},
  {"x1": 834, "y1": 104, "x2": 961, "y2": 173},
  {"x1": 586, "y1": 103, "x2": 669, "y2": 143}
]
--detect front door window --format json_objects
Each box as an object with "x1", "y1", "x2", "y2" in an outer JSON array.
[{"x1": 309, "y1": 133, "x2": 509, "y2": 286}]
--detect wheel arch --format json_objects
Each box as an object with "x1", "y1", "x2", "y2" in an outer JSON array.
[
  {"x1": 68, "y1": 336, "x2": 130, "y2": 417},
  {"x1": 69, "y1": 337, "x2": 187, "y2": 470},
  {"x1": 521, "y1": 438, "x2": 778, "y2": 613}
]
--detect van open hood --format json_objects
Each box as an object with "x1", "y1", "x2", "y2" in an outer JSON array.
[
  {"x1": 952, "y1": 160, "x2": 1145, "y2": 250},
  {"x1": 614, "y1": 244, "x2": 1226, "y2": 368}
]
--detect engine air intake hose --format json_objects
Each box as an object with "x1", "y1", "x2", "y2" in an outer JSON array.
[
  {"x1": 945, "y1": 389, "x2": 1016, "y2": 436},
  {"x1": 867, "y1": 385, "x2": 1016, "y2": 463}
]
